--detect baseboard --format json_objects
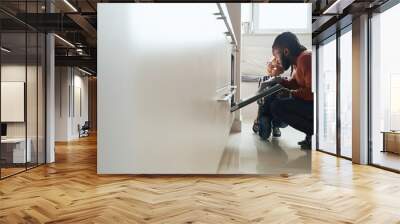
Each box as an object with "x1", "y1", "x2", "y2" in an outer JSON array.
[{"x1": 231, "y1": 117, "x2": 242, "y2": 133}]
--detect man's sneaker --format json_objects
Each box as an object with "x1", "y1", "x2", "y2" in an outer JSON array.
[
  {"x1": 301, "y1": 141, "x2": 312, "y2": 150},
  {"x1": 297, "y1": 139, "x2": 307, "y2": 145},
  {"x1": 298, "y1": 135, "x2": 311, "y2": 146},
  {"x1": 272, "y1": 127, "x2": 281, "y2": 137}
]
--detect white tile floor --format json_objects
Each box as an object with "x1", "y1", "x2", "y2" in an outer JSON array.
[{"x1": 218, "y1": 122, "x2": 311, "y2": 174}]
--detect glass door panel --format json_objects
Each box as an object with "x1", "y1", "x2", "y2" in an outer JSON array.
[
  {"x1": 370, "y1": 4, "x2": 400, "y2": 171},
  {"x1": 317, "y1": 37, "x2": 337, "y2": 154},
  {"x1": 339, "y1": 29, "x2": 352, "y2": 158},
  {"x1": 1, "y1": 31, "x2": 28, "y2": 177}
]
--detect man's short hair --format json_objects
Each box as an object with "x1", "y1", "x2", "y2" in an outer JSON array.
[{"x1": 272, "y1": 32, "x2": 306, "y2": 57}]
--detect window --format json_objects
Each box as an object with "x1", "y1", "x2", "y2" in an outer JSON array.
[
  {"x1": 241, "y1": 3, "x2": 252, "y2": 23},
  {"x1": 370, "y1": 3, "x2": 400, "y2": 171},
  {"x1": 317, "y1": 36, "x2": 337, "y2": 154},
  {"x1": 253, "y1": 3, "x2": 311, "y2": 34},
  {"x1": 339, "y1": 28, "x2": 352, "y2": 158},
  {"x1": 241, "y1": 3, "x2": 252, "y2": 34}
]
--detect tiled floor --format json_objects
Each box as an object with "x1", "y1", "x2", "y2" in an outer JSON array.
[{"x1": 218, "y1": 122, "x2": 310, "y2": 174}]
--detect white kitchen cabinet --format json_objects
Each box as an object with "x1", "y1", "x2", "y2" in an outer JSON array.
[{"x1": 98, "y1": 3, "x2": 237, "y2": 174}]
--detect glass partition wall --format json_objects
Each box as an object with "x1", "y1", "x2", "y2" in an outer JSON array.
[
  {"x1": 339, "y1": 27, "x2": 352, "y2": 159},
  {"x1": 0, "y1": 5, "x2": 46, "y2": 179},
  {"x1": 0, "y1": 31, "x2": 28, "y2": 177},
  {"x1": 316, "y1": 26, "x2": 353, "y2": 159},
  {"x1": 316, "y1": 1, "x2": 400, "y2": 170},
  {"x1": 370, "y1": 3, "x2": 400, "y2": 171},
  {"x1": 317, "y1": 35, "x2": 337, "y2": 155}
]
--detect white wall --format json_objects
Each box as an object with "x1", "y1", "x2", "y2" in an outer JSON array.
[
  {"x1": 1, "y1": 66, "x2": 26, "y2": 128},
  {"x1": 71, "y1": 73, "x2": 89, "y2": 138},
  {"x1": 55, "y1": 67, "x2": 89, "y2": 141},
  {"x1": 55, "y1": 67, "x2": 70, "y2": 141},
  {"x1": 1, "y1": 65, "x2": 41, "y2": 138},
  {"x1": 98, "y1": 3, "x2": 235, "y2": 174}
]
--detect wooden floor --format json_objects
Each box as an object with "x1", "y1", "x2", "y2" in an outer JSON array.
[
  {"x1": 1, "y1": 135, "x2": 400, "y2": 223},
  {"x1": 1, "y1": 167, "x2": 26, "y2": 178}
]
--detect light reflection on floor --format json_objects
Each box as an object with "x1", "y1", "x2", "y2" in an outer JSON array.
[
  {"x1": 372, "y1": 150, "x2": 400, "y2": 171},
  {"x1": 218, "y1": 122, "x2": 311, "y2": 174}
]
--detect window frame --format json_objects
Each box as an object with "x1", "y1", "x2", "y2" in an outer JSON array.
[
  {"x1": 315, "y1": 24, "x2": 353, "y2": 161},
  {"x1": 368, "y1": 0, "x2": 400, "y2": 173}
]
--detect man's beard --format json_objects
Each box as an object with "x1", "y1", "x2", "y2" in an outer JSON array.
[{"x1": 280, "y1": 55, "x2": 291, "y2": 71}]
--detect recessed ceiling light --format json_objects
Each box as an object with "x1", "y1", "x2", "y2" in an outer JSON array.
[
  {"x1": 63, "y1": 0, "x2": 78, "y2": 12},
  {"x1": 54, "y1": 34, "x2": 75, "y2": 48},
  {"x1": 323, "y1": 0, "x2": 354, "y2": 15},
  {"x1": 1, "y1": 47, "x2": 11, "y2": 53},
  {"x1": 78, "y1": 67, "x2": 93, "y2": 76}
]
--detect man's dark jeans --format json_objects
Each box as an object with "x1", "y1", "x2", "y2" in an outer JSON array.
[
  {"x1": 259, "y1": 95, "x2": 283, "y2": 128},
  {"x1": 258, "y1": 95, "x2": 286, "y2": 139},
  {"x1": 270, "y1": 97, "x2": 314, "y2": 136}
]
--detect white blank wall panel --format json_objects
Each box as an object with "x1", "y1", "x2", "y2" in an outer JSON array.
[
  {"x1": 98, "y1": 4, "x2": 234, "y2": 174},
  {"x1": 1, "y1": 82, "x2": 25, "y2": 122}
]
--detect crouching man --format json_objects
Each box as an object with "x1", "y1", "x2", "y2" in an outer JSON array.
[{"x1": 267, "y1": 32, "x2": 313, "y2": 149}]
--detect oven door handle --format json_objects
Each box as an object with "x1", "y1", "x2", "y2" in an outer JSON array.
[{"x1": 217, "y1": 86, "x2": 236, "y2": 102}]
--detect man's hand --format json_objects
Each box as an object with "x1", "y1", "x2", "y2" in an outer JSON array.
[
  {"x1": 266, "y1": 57, "x2": 284, "y2": 76},
  {"x1": 258, "y1": 77, "x2": 284, "y2": 93},
  {"x1": 261, "y1": 77, "x2": 283, "y2": 88},
  {"x1": 276, "y1": 88, "x2": 292, "y2": 98}
]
